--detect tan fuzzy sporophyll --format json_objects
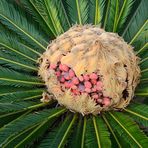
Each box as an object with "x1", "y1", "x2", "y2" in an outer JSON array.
[{"x1": 38, "y1": 25, "x2": 140, "y2": 115}]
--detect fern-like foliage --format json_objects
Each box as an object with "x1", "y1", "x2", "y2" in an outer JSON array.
[
  {"x1": 0, "y1": 88, "x2": 43, "y2": 103},
  {"x1": 89, "y1": 0, "x2": 105, "y2": 25},
  {"x1": 124, "y1": 103, "x2": 148, "y2": 126},
  {"x1": 0, "y1": 0, "x2": 48, "y2": 51},
  {"x1": 122, "y1": 0, "x2": 148, "y2": 50},
  {"x1": 0, "y1": 67, "x2": 44, "y2": 87},
  {"x1": 85, "y1": 116, "x2": 111, "y2": 148},
  {"x1": 38, "y1": 113, "x2": 77, "y2": 148},
  {"x1": 106, "y1": 112, "x2": 148, "y2": 147},
  {"x1": 0, "y1": 0, "x2": 147, "y2": 147},
  {"x1": 62, "y1": 0, "x2": 89, "y2": 25},
  {"x1": 0, "y1": 107, "x2": 66, "y2": 147}
]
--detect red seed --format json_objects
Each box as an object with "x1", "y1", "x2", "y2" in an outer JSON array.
[
  {"x1": 64, "y1": 82, "x2": 71, "y2": 88},
  {"x1": 102, "y1": 97, "x2": 110, "y2": 106},
  {"x1": 85, "y1": 88, "x2": 91, "y2": 93},
  {"x1": 90, "y1": 73, "x2": 98, "y2": 79},
  {"x1": 79, "y1": 76, "x2": 84, "y2": 82},
  {"x1": 69, "y1": 69, "x2": 75, "y2": 78},
  {"x1": 71, "y1": 85, "x2": 77, "y2": 89},
  {"x1": 78, "y1": 84, "x2": 85, "y2": 92},
  {"x1": 84, "y1": 81, "x2": 92, "y2": 88},
  {"x1": 72, "y1": 77, "x2": 79, "y2": 85},
  {"x1": 62, "y1": 64, "x2": 69, "y2": 72},
  {"x1": 55, "y1": 71, "x2": 61, "y2": 77},
  {"x1": 97, "y1": 81, "x2": 103, "y2": 87},
  {"x1": 92, "y1": 94, "x2": 99, "y2": 99},
  {"x1": 50, "y1": 64, "x2": 57, "y2": 69},
  {"x1": 59, "y1": 64, "x2": 63, "y2": 71},
  {"x1": 97, "y1": 99, "x2": 102, "y2": 103},
  {"x1": 91, "y1": 79, "x2": 97, "y2": 85},
  {"x1": 60, "y1": 77, "x2": 65, "y2": 83},
  {"x1": 92, "y1": 87, "x2": 97, "y2": 92},
  {"x1": 63, "y1": 72, "x2": 70, "y2": 80},
  {"x1": 83, "y1": 75, "x2": 89, "y2": 81},
  {"x1": 96, "y1": 86, "x2": 102, "y2": 91},
  {"x1": 72, "y1": 89, "x2": 80, "y2": 95}
]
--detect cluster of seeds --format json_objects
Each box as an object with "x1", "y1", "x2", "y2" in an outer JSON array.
[{"x1": 49, "y1": 62, "x2": 111, "y2": 107}]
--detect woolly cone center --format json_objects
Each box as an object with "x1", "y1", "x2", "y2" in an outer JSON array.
[{"x1": 38, "y1": 25, "x2": 140, "y2": 115}]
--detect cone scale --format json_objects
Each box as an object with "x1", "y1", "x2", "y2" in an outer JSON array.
[{"x1": 38, "y1": 25, "x2": 140, "y2": 115}]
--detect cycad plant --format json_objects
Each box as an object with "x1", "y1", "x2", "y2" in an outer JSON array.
[{"x1": 0, "y1": 0, "x2": 147, "y2": 147}]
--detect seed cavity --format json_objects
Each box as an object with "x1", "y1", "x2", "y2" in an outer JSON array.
[{"x1": 48, "y1": 62, "x2": 111, "y2": 107}]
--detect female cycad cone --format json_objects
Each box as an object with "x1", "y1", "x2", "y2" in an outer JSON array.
[{"x1": 38, "y1": 25, "x2": 140, "y2": 115}]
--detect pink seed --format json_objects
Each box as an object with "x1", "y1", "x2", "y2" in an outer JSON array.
[
  {"x1": 78, "y1": 84, "x2": 85, "y2": 92},
  {"x1": 56, "y1": 71, "x2": 61, "y2": 77},
  {"x1": 63, "y1": 72, "x2": 70, "y2": 80},
  {"x1": 85, "y1": 88, "x2": 91, "y2": 93},
  {"x1": 79, "y1": 76, "x2": 84, "y2": 82},
  {"x1": 71, "y1": 85, "x2": 77, "y2": 89},
  {"x1": 60, "y1": 77, "x2": 65, "y2": 83},
  {"x1": 83, "y1": 75, "x2": 89, "y2": 81},
  {"x1": 102, "y1": 97, "x2": 110, "y2": 106},
  {"x1": 97, "y1": 81, "x2": 103, "y2": 87},
  {"x1": 92, "y1": 87, "x2": 97, "y2": 92},
  {"x1": 91, "y1": 79, "x2": 97, "y2": 85},
  {"x1": 92, "y1": 94, "x2": 99, "y2": 99},
  {"x1": 50, "y1": 64, "x2": 57, "y2": 69},
  {"x1": 84, "y1": 81, "x2": 92, "y2": 88},
  {"x1": 62, "y1": 64, "x2": 69, "y2": 72},
  {"x1": 69, "y1": 69, "x2": 75, "y2": 78},
  {"x1": 64, "y1": 82, "x2": 71, "y2": 88},
  {"x1": 96, "y1": 86, "x2": 102, "y2": 91},
  {"x1": 59, "y1": 64, "x2": 64, "y2": 71},
  {"x1": 90, "y1": 73, "x2": 98, "y2": 79},
  {"x1": 72, "y1": 89, "x2": 80, "y2": 95},
  {"x1": 72, "y1": 77, "x2": 79, "y2": 85},
  {"x1": 97, "y1": 99, "x2": 102, "y2": 103}
]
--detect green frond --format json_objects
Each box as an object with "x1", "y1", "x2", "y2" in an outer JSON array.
[
  {"x1": 20, "y1": 43, "x2": 42, "y2": 56},
  {"x1": 0, "y1": 0, "x2": 48, "y2": 51},
  {"x1": 106, "y1": 112, "x2": 148, "y2": 148},
  {"x1": 3, "y1": 124, "x2": 38, "y2": 148},
  {"x1": 23, "y1": 0, "x2": 71, "y2": 36},
  {"x1": 14, "y1": 110, "x2": 67, "y2": 148},
  {"x1": 85, "y1": 116, "x2": 111, "y2": 148},
  {"x1": 0, "y1": 86, "x2": 27, "y2": 96},
  {"x1": 38, "y1": 113, "x2": 77, "y2": 148},
  {"x1": 0, "y1": 51, "x2": 37, "y2": 72},
  {"x1": 0, "y1": 88, "x2": 43, "y2": 103},
  {"x1": 114, "y1": 0, "x2": 134, "y2": 32},
  {"x1": 140, "y1": 56, "x2": 148, "y2": 65},
  {"x1": 124, "y1": 103, "x2": 148, "y2": 126},
  {"x1": 103, "y1": 0, "x2": 110, "y2": 29},
  {"x1": 102, "y1": 115, "x2": 122, "y2": 148},
  {"x1": 136, "y1": 42, "x2": 148, "y2": 55},
  {"x1": 89, "y1": 0, "x2": 105, "y2": 25},
  {"x1": 0, "y1": 102, "x2": 45, "y2": 114},
  {"x1": 131, "y1": 20, "x2": 148, "y2": 52},
  {"x1": 81, "y1": 116, "x2": 87, "y2": 148},
  {"x1": 135, "y1": 84, "x2": 148, "y2": 96},
  {"x1": 105, "y1": 0, "x2": 119, "y2": 32},
  {"x1": 68, "y1": 115, "x2": 84, "y2": 148},
  {"x1": 63, "y1": 0, "x2": 89, "y2": 25},
  {"x1": 19, "y1": 0, "x2": 55, "y2": 37},
  {"x1": 0, "y1": 30, "x2": 40, "y2": 61},
  {"x1": 0, "y1": 107, "x2": 65, "y2": 147},
  {"x1": 0, "y1": 110, "x2": 30, "y2": 128},
  {"x1": 0, "y1": 67, "x2": 44, "y2": 87},
  {"x1": 122, "y1": 0, "x2": 148, "y2": 48},
  {"x1": 47, "y1": 0, "x2": 71, "y2": 32}
]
